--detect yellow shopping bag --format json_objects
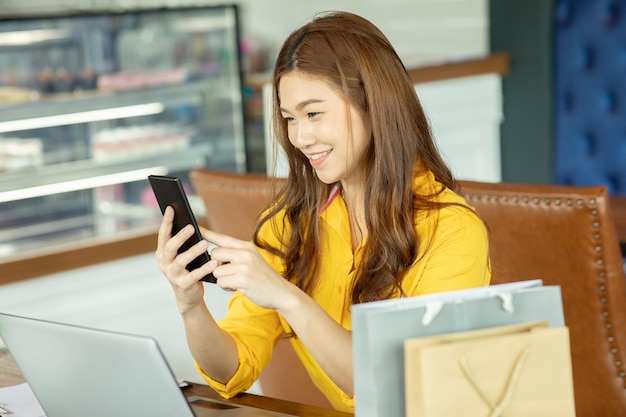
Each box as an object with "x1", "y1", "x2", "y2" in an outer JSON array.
[{"x1": 404, "y1": 321, "x2": 576, "y2": 417}]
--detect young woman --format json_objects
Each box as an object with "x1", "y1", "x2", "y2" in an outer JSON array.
[{"x1": 156, "y1": 11, "x2": 490, "y2": 413}]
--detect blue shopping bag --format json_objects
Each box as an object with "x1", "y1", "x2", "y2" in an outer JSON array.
[{"x1": 351, "y1": 280, "x2": 565, "y2": 417}]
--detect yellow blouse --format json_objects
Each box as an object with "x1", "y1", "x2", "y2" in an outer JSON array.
[{"x1": 195, "y1": 171, "x2": 491, "y2": 412}]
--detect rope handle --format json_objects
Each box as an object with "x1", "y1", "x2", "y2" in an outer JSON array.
[{"x1": 459, "y1": 344, "x2": 531, "y2": 417}]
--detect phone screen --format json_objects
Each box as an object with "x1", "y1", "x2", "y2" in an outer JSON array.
[{"x1": 148, "y1": 175, "x2": 216, "y2": 283}]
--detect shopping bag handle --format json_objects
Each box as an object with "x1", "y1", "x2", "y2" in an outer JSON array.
[
  {"x1": 422, "y1": 293, "x2": 516, "y2": 326},
  {"x1": 459, "y1": 345, "x2": 531, "y2": 417}
]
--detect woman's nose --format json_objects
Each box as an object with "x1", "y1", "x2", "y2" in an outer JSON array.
[{"x1": 290, "y1": 122, "x2": 315, "y2": 148}]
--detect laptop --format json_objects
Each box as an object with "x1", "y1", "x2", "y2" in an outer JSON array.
[{"x1": 0, "y1": 313, "x2": 294, "y2": 417}]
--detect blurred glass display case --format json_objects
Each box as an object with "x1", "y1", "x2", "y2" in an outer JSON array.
[{"x1": 0, "y1": 5, "x2": 246, "y2": 261}]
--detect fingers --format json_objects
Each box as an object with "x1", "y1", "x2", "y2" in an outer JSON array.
[
  {"x1": 202, "y1": 228, "x2": 248, "y2": 249},
  {"x1": 162, "y1": 239, "x2": 216, "y2": 289},
  {"x1": 176, "y1": 257, "x2": 217, "y2": 287},
  {"x1": 201, "y1": 230, "x2": 256, "y2": 269},
  {"x1": 174, "y1": 239, "x2": 210, "y2": 270},
  {"x1": 156, "y1": 206, "x2": 175, "y2": 251},
  {"x1": 157, "y1": 208, "x2": 195, "y2": 258},
  {"x1": 155, "y1": 206, "x2": 209, "y2": 278},
  {"x1": 211, "y1": 260, "x2": 247, "y2": 293},
  {"x1": 157, "y1": 223, "x2": 256, "y2": 293},
  {"x1": 209, "y1": 243, "x2": 258, "y2": 268}
]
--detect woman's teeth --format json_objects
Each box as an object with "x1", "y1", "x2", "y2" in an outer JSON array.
[{"x1": 311, "y1": 150, "x2": 331, "y2": 160}]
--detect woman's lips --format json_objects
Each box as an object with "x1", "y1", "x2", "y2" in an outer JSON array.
[{"x1": 308, "y1": 150, "x2": 332, "y2": 168}]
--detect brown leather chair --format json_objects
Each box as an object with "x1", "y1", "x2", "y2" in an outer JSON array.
[
  {"x1": 189, "y1": 168, "x2": 332, "y2": 409},
  {"x1": 191, "y1": 168, "x2": 626, "y2": 414},
  {"x1": 458, "y1": 180, "x2": 626, "y2": 417},
  {"x1": 190, "y1": 169, "x2": 284, "y2": 242}
]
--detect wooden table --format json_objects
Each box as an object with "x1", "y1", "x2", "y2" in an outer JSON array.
[
  {"x1": 0, "y1": 348, "x2": 352, "y2": 417},
  {"x1": 184, "y1": 383, "x2": 352, "y2": 417}
]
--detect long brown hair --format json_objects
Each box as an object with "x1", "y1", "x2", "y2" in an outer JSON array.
[{"x1": 253, "y1": 11, "x2": 458, "y2": 304}]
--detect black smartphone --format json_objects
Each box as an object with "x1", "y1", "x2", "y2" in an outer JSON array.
[{"x1": 148, "y1": 174, "x2": 216, "y2": 283}]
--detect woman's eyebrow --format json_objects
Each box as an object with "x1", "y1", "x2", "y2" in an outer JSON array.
[{"x1": 279, "y1": 98, "x2": 326, "y2": 113}]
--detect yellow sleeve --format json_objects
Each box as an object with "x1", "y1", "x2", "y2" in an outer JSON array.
[{"x1": 195, "y1": 292, "x2": 284, "y2": 398}]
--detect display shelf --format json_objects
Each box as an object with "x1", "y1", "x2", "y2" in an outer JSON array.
[
  {"x1": 0, "y1": 4, "x2": 246, "y2": 266},
  {"x1": 0, "y1": 144, "x2": 213, "y2": 202},
  {"x1": 0, "y1": 78, "x2": 241, "y2": 130}
]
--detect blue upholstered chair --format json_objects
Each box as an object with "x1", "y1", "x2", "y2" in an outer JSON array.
[
  {"x1": 490, "y1": 0, "x2": 626, "y2": 252},
  {"x1": 553, "y1": 0, "x2": 626, "y2": 195},
  {"x1": 553, "y1": 2, "x2": 626, "y2": 253}
]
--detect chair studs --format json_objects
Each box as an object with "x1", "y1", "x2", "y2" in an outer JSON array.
[{"x1": 456, "y1": 180, "x2": 626, "y2": 411}]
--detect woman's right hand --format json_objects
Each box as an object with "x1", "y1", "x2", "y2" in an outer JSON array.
[{"x1": 155, "y1": 206, "x2": 214, "y2": 313}]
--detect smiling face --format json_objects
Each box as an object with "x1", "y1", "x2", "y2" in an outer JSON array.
[{"x1": 278, "y1": 71, "x2": 372, "y2": 192}]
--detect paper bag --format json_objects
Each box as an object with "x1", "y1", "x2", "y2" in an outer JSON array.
[
  {"x1": 352, "y1": 280, "x2": 565, "y2": 417},
  {"x1": 404, "y1": 321, "x2": 576, "y2": 417}
]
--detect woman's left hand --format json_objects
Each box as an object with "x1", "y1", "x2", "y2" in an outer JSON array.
[{"x1": 203, "y1": 228, "x2": 296, "y2": 310}]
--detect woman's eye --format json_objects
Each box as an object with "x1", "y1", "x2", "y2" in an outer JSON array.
[
  {"x1": 307, "y1": 112, "x2": 320, "y2": 119},
  {"x1": 283, "y1": 116, "x2": 295, "y2": 123}
]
